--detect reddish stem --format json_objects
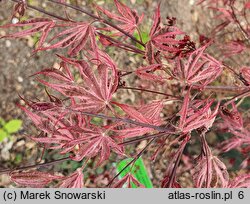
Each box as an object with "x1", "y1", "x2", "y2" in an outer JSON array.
[
  {"x1": 229, "y1": 3, "x2": 250, "y2": 44},
  {"x1": 223, "y1": 88, "x2": 250, "y2": 106},
  {"x1": 0, "y1": 156, "x2": 70, "y2": 175},
  {"x1": 66, "y1": 107, "x2": 175, "y2": 133},
  {"x1": 107, "y1": 138, "x2": 155, "y2": 187},
  {"x1": 98, "y1": 32, "x2": 145, "y2": 55},
  {"x1": 119, "y1": 86, "x2": 180, "y2": 99}
]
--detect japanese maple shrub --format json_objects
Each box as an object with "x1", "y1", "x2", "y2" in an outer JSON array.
[{"x1": 0, "y1": 0, "x2": 250, "y2": 188}]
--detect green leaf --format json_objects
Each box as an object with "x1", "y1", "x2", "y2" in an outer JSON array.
[
  {"x1": 116, "y1": 157, "x2": 153, "y2": 188},
  {"x1": 0, "y1": 129, "x2": 8, "y2": 142},
  {"x1": 134, "y1": 32, "x2": 150, "y2": 49},
  {"x1": 91, "y1": 117, "x2": 103, "y2": 125},
  {"x1": 0, "y1": 118, "x2": 5, "y2": 127},
  {"x1": 4, "y1": 119, "x2": 22, "y2": 134},
  {"x1": 14, "y1": 154, "x2": 23, "y2": 164}
]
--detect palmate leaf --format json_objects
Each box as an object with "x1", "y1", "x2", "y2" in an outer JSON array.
[
  {"x1": 112, "y1": 173, "x2": 145, "y2": 188},
  {"x1": 96, "y1": 0, "x2": 144, "y2": 37},
  {"x1": 1, "y1": 18, "x2": 98, "y2": 57},
  {"x1": 194, "y1": 154, "x2": 229, "y2": 188},
  {"x1": 37, "y1": 55, "x2": 118, "y2": 113},
  {"x1": 58, "y1": 168, "x2": 84, "y2": 188},
  {"x1": 72, "y1": 127, "x2": 124, "y2": 165},
  {"x1": 173, "y1": 44, "x2": 222, "y2": 87},
  {"x1": 219, "y1": 120, "x2": 250, "y2": 153},
  {"x1": 0, "y1": 18, "x2": 55, "y2": 48},
  {"x1": 19, "y1": 107, "x2": 76, "y2": 148},
  {"x1": 151, "y1": 27, "x2": 185, "y2": 52},
  {"x1": 220, "y1": 40, "x2": 246, "y2": 58},
  {"x1": 20, "y1": 103, "x2": 123, "y2": 164},
  {"x1": 220, "y1": 102, "x2": 243, "y2": 129},
  {"x1": 227, "y1": 174, "x2": 250, "y2": 188},
  {"x1": 112, "y1": 101, "x2": 163, "y2": 138},
  {"x1": 193, "y1": 138, "x2": 229, "y2": 188},
  {"x1": 178, "y1": 90, "x2": 219, "y2": 133},
  {"x1": 218, "y1": 102, "x2": 250, "y2": 152},
  {"x1": 10, "y1": 170, "x2": 62, "y2": 188},
  {"x1": 37, "y1": 22, "x2": 98, "y2": 57},
  {"x1": 145, "y1": 4, "x2": 194, "y2": 63}
]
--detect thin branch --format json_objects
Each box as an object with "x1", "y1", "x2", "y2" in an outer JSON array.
[
  {"x1": 66, "y1": 107, "x2": 175, "y2": 133},
  {"x1": 229, "y1": 2, "x2": 250, "y2": 44},
  {"x1": 222, "y1": 63, "x2": 249, "y2": 86},
  {"x1": 119, "y1": 71, "x2": 133, "y2": 77},
  {"x1": 107, "y1": 138, "x2": 155, "y2": 187},
  {"x1": 204, "y1": 85, "x2": 247, "y2": 92},
  {"x1": 119, "y1": 132, "x2": 168, "y2": 146},
  {"x1": 0, "y1": 156, "x2": 70, "y2": 175},
  {"x1": 97, "y1": 32, "x2": 145, "y2": 55},
  {"x1": 223, "y1": 88, "x2": 250, "y2": 106},
  {"x1": 119, "y1": 86, "x2": 181, "y2": 99}
]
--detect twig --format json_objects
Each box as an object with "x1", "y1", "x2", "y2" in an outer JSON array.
[
  {"x1": 97, "y1": 32, "x2": 145, "y2": 55},
  {"x1": 119, "y1": 132, "x2": 168, "y2": 146},
  {"x1": 107, "y1": 138, "x2": 155, "y2": 187},
  {"x1": 204, "y1": 85, "x2": 247, "y2": 92},
  {"x1": 119, "y1": 86, "x2": 180, "y2": 99},
  {"x1": 66, "y1": 107, "x2": 176, "y2": 133},
  {"x1": 223, "y1": 88, "x2": 250, "y2": 106},
  {"x1": 229, "y1": 2, "x2": 250, "y2": 44},
  {"x1": 0, "y1": 156, "x2": 70, "y2": 175},
  {"x1": 222, "y1": 63, "x2": 249, "y2": 86}
]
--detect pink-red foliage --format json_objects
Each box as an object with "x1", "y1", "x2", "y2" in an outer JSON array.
[{"x1": 1, "y1": 0, "x2": 250, "y2": 188}]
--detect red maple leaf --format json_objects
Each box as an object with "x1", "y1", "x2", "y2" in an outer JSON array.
[
  {"x1": 178, "y1": 90, "x2": 219, "y2": 133},
  {"x1": 145, "y1": 5, "x2": 195, "y2": 63},
  {"x1": 227, "y1": 174, "x2": 250, "y2": 188},
  {"x1": 219, "y1": 103, "x2": 250, "y2": 152},
  {"x1": 19, "y1": 103, "x2": 123, "y2": 164},
  {"x1": 224, "y1": 128, "x2": 250, "y2": 149},
  {"x1": 220, "y1": 102, "x2": 243, "y2": 129},
  {"x1": 173, "y1": 44, "x2": 222, "y2": 87},
  {"x1": 36, "y1": 55, "x2": 118, "y2": 113},
  {"x1": 220, "y1": 40, "x2": 246, "y2": 57},
  {"x1": 194, "y1": 154, "x2": 229, "y2": 187},
  {"x1": 0, "y1": 18, "x2": 55, "y2": 48},
  {"x1": 58, "y1": 168, "x2": 84, "y2": 188},
  {"x1": 193, "y1": 139, "x2": 229, "y2": 188},
  {"x1": 37, "y1": 22, "x2": 98, "y2": 57},
  {"x1": 72, "y1": 126, "x2": 124, "y2": 164},
  {"x1": 112, "y1": 173, "x2": 145, "y2": 188},
  {"x1": 96, "y1": 0, "x2": 144, "y2": 36},
  {"x1": 10, "y1": 170, "x2": 61, "y2": 188},
  {"x1": 112, "y1": 101, "x2": 163, "y2": 138}
]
